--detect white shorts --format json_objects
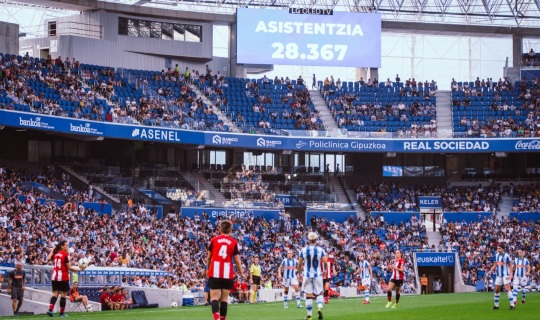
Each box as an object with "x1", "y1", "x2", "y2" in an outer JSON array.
[
  {"x1": 302, "y1": 276, "x2": 323, "y2": 295},
  {"x1": 513, "y1": 276, "x2": 528, "y2": 287},
  {"x1": 495, "y1": 276, "x2": 512, "y2": 286},
  {"x1": 282, "y1": 278, "x2": 299, "y2": 288},
  {"x1": 361, "y1": 278, "x2": 371, "y2": 287}
]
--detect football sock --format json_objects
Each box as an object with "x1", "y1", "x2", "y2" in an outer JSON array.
[
  {"x1": 396, "y1": 293, "x2": 400, "y2": 304},
  {"x1": 507, "y1": 291, "x2": 514, "y2": 306},
  {"x1": 16, "y1": 300, "x2": 22, "y2": 312},
  {"x1": 513, "y1": 288, "x2": 518, "y2": 303},
  {"x1": 316, "y1": 295, "x2": 324, "y2": 309},
  {"x1": 494, "y1": 293, "x2": 500, "y2": 307},
  {"x1": 387, "y1": 291, "x2": 392, "y2": 302},
  {"x1": 365, "y1": 290, "x2": 370, "y2": 301},
  {"x1": 49, "y1": 296, "x2": 58, "y2": 311},
  {"x1": 219, "y1": 301, "x2": 228, "y2": 317},
  {"x1": 306, "y1": 298, "x2": 313, "y2": 316},
  {"x1": 522, "y1": 288, "x2": 527, "y2": 300},
  {"x1": 284, "y1": 291, "x2": 288, "y2": 305},
  {"x1": 295, "y1": 292, "x2": 301, "y2": 305},
  {"x1": 324, "y1": 290, "x2": 328, "y2": 298},
  {"x1": 211, "y1": 300, "x2": 219, "y2": 314},
  {"x1": 250, "y1": 291, "x2": 257, "y2": 303},
  {"x1": 60, "y1": 297, "x2": 66, "y2": 315}
]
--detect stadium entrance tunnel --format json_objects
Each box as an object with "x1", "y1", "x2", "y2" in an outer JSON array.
[{"x1": 417, "y1": 266, "x2": 454, "y2": 293}]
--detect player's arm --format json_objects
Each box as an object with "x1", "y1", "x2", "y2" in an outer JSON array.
[
  {"x1": 508, "y1": 261, "x2": 514, "y2": 279},
  {"x1": 233, "y1": 244, "x2": 244, "y2": 279},
  {"x1": 204, "y1": 249, "x2": 212, "y2": 278},
  {"x1": 277, "y1": 261, "x2": 283, "y2": 279},
  {"x1": 526, "y1": 261, "x2": 531, "y2": 276},
  {"x1": 7, "y1": 273, "x2": 12, "y2": 292},
  {"x1": 368, "y1": 263, "x2": 373, "y2": 279},
  {"x1": 321, "y1": 255, "x2": 328, "y2": 274},
  {"x1": 297, "y1": 257, "x2": 304, "y2": 281},
  {"x1": 65, "y1": 257, "x2": 85, "y2": 272},
  {"x1": 21, "y1": 271, "x2": 26, "y2": 289}
]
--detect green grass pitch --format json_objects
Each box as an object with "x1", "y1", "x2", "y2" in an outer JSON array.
[{"x1": 4, "y1": 293, "x2": 539, "y2": 319}]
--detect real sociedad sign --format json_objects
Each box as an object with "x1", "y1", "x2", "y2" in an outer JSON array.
[
  {"x1": 4, "y1": 109, "x2": 540, "y2": 153},
  {"x1": 416, "y1": 252, "x2": 456, "y2": 266}
]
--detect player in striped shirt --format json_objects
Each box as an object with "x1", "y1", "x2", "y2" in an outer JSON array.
[
  {"x1": 205, "y1": 220, "x2": 245, "y2": 320},
  {"x1": 487, "y1": 244, "x2": 514, "y2": 310},
  {"x1": 512, "y1": 249, "x2": 531, "y2": 305},
  {"x1": 385, "y1": 250, "x2": 405, "y2": 309},
  {"x1": 298, "y1": 232, "x2": 328, "y2": 320},
  {"x1": 277, "y1": 251, "x2": 302, "y2": 309},
  {"x1": 354, "y1": 252, "x2": 373, "y2": 304}
]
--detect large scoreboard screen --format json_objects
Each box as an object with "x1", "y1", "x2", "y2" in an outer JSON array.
[{"x1": 236, "y1": 8, "x2": 381, "y2": 68}]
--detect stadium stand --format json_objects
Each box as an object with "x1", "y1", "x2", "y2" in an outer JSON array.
[{"x1": 322, "y1": 78, "x2": 438, "y2": 135}]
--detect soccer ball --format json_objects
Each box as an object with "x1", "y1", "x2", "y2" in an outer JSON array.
[
  {"x1": 78, "y1": 258, "x2": 89, "y2": 269},
  {"x1": 308, "y1": 232, "x2": 318, "y2": 241},
  {"x1": 87, "y1": 307, "x2": 93, "y2": 312},
  {"x1": 171, "y1": 301, "x2": 178, "y2": 308}
]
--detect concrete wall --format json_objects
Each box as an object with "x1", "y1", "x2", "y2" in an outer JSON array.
[
  {"x1": 0, "y1": 21, "x2": 19, "y2": 55},
  {"x1": 125, "y1": 286, "x2": 183, "y2": 307},
  {"x1": 19, "y1": 11, "x2": 230, "y2": 75},
  {"x1": 0, "y1": 287, "x2": 101, "y2": 317}
]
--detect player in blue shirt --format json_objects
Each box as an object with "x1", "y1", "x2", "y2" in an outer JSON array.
[
  {"x1": 278, "y1": 251, "x2": 302, "y2": 309},
  {"x1": 512, "y1": 249, "x2": 531, "y2": 305},
  {"x1": 354, "y1": 252, "x2": 373, "y2": 304},
  {"x1": 487, "y1": 244, "x2": 514, "y2": 310},
  {"x1": 298, "y1": 232, "x2": 327, "y2": 320}
]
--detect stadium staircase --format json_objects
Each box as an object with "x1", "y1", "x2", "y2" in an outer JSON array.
[
  {"x1": 57, "y1": 164, "x2": 121, "y2": 206},
  {"x1": 189, "y1": 84, "x2": 241, "y2": 133},
  {"x1": 426, "y1": 230, "x2": 443, "y2": 248},
  {"x1": 497, "y1": 194, "x2": 514, "y2": 219},
  {"x1": 185, "y1": 171, "x2": 227, "y2": 207},
  {"x1": 436, "y1": 90, "x2": 452, "y2": 136},
  {"x1": 310, "y1": 90, "x2": 339, "y2": 131}
]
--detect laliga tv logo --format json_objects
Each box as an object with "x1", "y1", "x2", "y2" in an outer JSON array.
[
  {"x1": 296, "y1": 141, "x2": 307, "y2": 149},
  {"x1": 132, "y1": 128, "x2": 140, "y2": 137}
]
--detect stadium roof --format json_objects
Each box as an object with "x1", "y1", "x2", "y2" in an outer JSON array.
[{"x1": 6, "y1": 0, "x2": 540, "y2": 29}]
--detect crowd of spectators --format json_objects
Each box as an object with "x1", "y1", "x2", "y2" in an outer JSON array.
[
  {"x1": 0, "y1": 52, "x2": 229, "y2": 132},
  {"x1": 451, "y1": 76, "x2": 540, "y2": 138},
  {"x1": 353, "y1": 181, "x2": 501, "y2": 213},
  {"x1": 440, "y1": 215, "x2": 540, "y2": 287},
  {"x1": 522, "y1": 49, "x2": 539, "y2": 67},
  {"x1": 510, "y1": 183, "x2": 540, "y2": 212},
  {"x1": 322, "y1": 75, "x2": 438, "y2": 137}
]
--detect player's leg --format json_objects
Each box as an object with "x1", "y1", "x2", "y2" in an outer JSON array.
[
  {"x1": 293, "y1": 282, "x2": 302, "y2": 307},
  {"x1": 512, "y1": 278, "x2": 519, "y2": 306},
  {"x1": 59, "y1": 290, "x2": 68, "y2": 316},
  {"x1": 323, "y1": 280, "x2": 329, "y2": 304},
  {"x1": 219, "y1": 289, "x2": 231, "y2": 320},
  {"x1": 521, "y1": 278, "x2": 528, "y2": 303},
  {"x1": 314, "y1": 276, "x2": 324, "y2": 319},
  {"x1": 48, "y1": 284, "x2": 60, "y2": 316},
  {"x1": 386, "y1": 281, "x2": 395, "y2": 308},
  {"x1": 392, "y1": 283, "x2": 401, "y2": 308},
  {"x1": 283, "y1": 285, "x2": 289, "y2": 308},
  {"x1": 363, "y1": 280, "x2": 371, "y2": 303},
  {"x1": 302, "y1": 278, "x2": 314, "y2": 319},
  {"x1": 504, "y1": 281, "x2": 514, "y2": 309},
  {"x1": 493, "y1": 278, "x2": 502, "y2": 309},
  {"x1": 209, "y1": 278, "x2": 222, "y2": 320}
]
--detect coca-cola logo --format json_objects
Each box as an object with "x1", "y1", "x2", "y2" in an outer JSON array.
[{"x1": 515, "y1": 140, "x2": 540, "y2": 150}]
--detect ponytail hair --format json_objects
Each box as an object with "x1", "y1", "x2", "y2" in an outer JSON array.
[{"x1": 53, "y1": 240, "x2": 67, "y2": 255}]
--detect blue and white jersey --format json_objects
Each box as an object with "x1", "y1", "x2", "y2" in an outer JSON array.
[
  {"x1": 514, "y1": 257, "x2": 530, "y2": 277},
  {"x1": 281, "y1": 258, "x2": 299, "y2": 279},
  {"x1": 358, "y1": 260, "x2": 371, "y2": 279},
  {"x1": 494, "y1": 252, "x2": 512, "y2": 277},
  {"x1": 299, "y1": 245, "x2": 326, "y2": 278}
]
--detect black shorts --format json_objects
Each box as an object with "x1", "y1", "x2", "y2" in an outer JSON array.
[
  {"x1": 251, "y1": 276, "x2": 261, "y2": 286},
  {"x1": 208, "y1": 277, "x2": 234, "y2": 290},
  {"x1": 323, "y1": 278, "x2": 332, "y2": 286},
  {"x1": 51, "y1": 281, "x2": 70, "y2": 293},
  {"x1": 390, "y1": 279, "x2": 404, "y2": 287},
  {"x1": 11, "y1": 287, "x2": 24, "y2": 300}
]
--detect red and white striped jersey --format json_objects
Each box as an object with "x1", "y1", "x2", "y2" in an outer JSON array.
[
  {"x1": 391, "y1": 258, "x2": 405, "y2": 280},
  {"x1": 52, "y1": 251, "x2": 70, "y2": 282},
  {"x1": 208, "y1": 235, "x2": 239, "y2": 279},
  {"x1": 323, "y1": 258, "x2": 334, "y2": 279}
]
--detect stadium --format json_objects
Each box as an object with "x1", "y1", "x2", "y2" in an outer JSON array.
[{"x1": 0, "y1": 0, "x2": 540, "y2": 319}]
